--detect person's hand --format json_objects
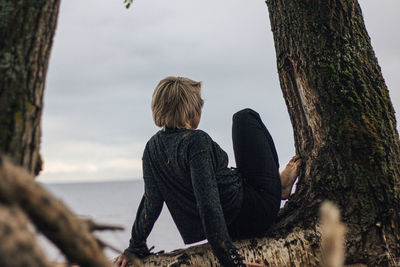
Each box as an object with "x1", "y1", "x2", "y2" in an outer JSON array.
[
  {"x1": 243, "y1": 260, "x2": 262, "y2": 267},
  {"x1": 113, "y1": 253, "x2": 129, "y2": 267},
  {"x1": 113, "y1": 251, "x2": 142, "y2": 267},
  {"x1": 241, "y1": 253, "x2": 262, "y2": 267}
]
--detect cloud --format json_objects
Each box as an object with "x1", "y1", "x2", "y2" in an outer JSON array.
[
  {"x1": 44, "y1": 162, "x2": 99, "y2": 174},
  {"x1": 37, "y1": 139, "x2": 145, "y2": 183},
  {"x1": 38, "y1": 158, "x2": 143, "y2": 183}
]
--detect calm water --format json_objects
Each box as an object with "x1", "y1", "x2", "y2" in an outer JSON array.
[{"x1": 38, "y1": 180, "x2": 203, "y2": 262}]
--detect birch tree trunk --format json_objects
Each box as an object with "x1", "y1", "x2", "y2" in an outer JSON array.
[{"x1": 0, "y1": 0, "x2": 60, "y2": 175}]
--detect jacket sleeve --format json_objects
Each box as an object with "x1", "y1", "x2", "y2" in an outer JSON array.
[
  {"x1": 189, "y1": 132, "x2": 245, "y2": 267},
  {"x1": 125, "y1": 148, "x2": 164, "y2": 258}
]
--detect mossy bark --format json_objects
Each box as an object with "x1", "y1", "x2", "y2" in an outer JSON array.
[
  {"x1": 0, "y1": 0, "x2": 60, "y2": 175},
  {"x1": 266, "y1": 0, "x2": 400, "y2": 265}
]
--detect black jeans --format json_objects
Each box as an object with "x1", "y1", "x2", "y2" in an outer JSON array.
[{"x1": 228, "y1": 108, "x2": 281, "y2": 239}]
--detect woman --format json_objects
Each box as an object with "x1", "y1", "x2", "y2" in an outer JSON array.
[{"x1": 114, "y1": 76, "x2": 301, "y2": 267}]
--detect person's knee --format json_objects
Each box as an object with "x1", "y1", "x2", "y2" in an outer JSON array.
[{"x1": 232, "y1": 108, "x2": 259, "y2": 122}]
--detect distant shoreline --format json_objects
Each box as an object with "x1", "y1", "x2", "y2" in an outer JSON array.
[{"x1": 39, "y1": 178, "x2": 143, "y2": 186}]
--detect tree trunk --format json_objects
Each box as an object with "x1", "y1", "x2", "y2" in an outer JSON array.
[
  {"x1": 0, "y1": 0, "x2": 60, "y2": 175},
  {"x1": 128, "y1": 1, "x2": 400, "y2": 266},
  {"x1": 132, "y1": 228, "x2": 321, "y2": 266},
  {"x1": 0, "y1": 2, "x2": 112, "y2": 266},
  {"x1": 265, "y1": 0, "x2": 400, "y2": 265}
]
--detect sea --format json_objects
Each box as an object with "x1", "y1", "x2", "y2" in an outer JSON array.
[{"x1": 37, "y1": 180, "x2": 205, "y2": 262}]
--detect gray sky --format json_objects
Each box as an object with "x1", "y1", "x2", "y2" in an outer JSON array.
[{"x1": 38, "y1": 0, "x2": 400, "y2": 183}]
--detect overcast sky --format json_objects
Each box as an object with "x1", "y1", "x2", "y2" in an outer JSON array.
[{"x1": 37, "y1": 0, "x2": 400, "y2": 183}]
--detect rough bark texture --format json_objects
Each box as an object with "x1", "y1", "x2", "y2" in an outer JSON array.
[
  {"x1": 132, "y1": 227, "x2": 321, "y2": 266},
  {"x1": 0, "y1": 155, "x2": 112, "y2": 267},
  {"x1": 0, "y1": 0, "x2": 60, "y2": 175},
  {"x1": 266, "y1": 0, "x2": 400, "y2": 265},
  {"x1": 0, "y1": 204, "x2": 51, "y2": 267}
]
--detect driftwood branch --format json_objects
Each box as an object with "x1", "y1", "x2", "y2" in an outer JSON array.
[
  {"x1": 0, "y1": 155, "x2": 111, "y2": 267},
  {"x1": 0, "y1": 204, "x2": 52, "y2": 267}
]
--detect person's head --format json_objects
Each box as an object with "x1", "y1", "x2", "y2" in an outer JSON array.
[{"x1": 151, "y1": 76, "x2": 204, "y2": 129}]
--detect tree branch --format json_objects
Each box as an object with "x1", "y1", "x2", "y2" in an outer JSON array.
[
  {"x1": 0, "y1": 204, "x2": 51, "y2": 267},
  {"x1": 0, "y1": 155, "x2": 111, "y2": 267}
]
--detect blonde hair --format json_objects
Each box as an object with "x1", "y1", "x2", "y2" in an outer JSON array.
[{"x1": 151, "y1": 76, "x2": 204, "y2": 129}]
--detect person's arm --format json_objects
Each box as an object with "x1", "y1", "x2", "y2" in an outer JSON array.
[
  {"x1": 189, "y1": 133, "x2": 245, "y2": 267},
  {"x1": 124, "y1": 148, "x2": 164, "y2": 257}
]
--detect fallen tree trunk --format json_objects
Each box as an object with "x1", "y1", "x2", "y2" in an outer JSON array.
[
  {"x1": 138, "y1": 227, "x2": 321, "y2": 267},
  {"x1": 125, "y1": 203, "x2": 371, "y2": 267},
  {"x1": 132, "y1": 202, "x2": 349, "y2": 267}
]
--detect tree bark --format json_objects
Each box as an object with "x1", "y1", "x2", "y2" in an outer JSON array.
[
  {"x1": 133, "y1": 227, "x2": 322, "y2": 266},
  {"x1": 0, "y1": 2, "x2": 115, "y2": 266},
  {"x1": 0, "y1": 155, "x2": 112, "y2": 267},
  {"x1": 265, "y1": 0, "x2": 400, "y2": 265},
  {"x1": 0, "y1": 204, "x2": 52, "y2": 267},
  {"x1": 0, "y1": 0, "x2": 60, "y2": 175}
]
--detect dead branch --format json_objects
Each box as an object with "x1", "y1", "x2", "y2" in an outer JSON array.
[
  {"x1": 0, "y1": 155, "x2": 111, "y2": 267},
  {"x1": 0, "y1": 204, "x2": 51, "y2": 267}
]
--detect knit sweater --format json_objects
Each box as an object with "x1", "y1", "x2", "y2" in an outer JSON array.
[{"x1": 125, "y1": 127, "x2": 245, "y2": 266}]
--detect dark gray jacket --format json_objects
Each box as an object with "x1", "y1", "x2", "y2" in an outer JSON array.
[{"x1": 126, "y1": 128, "x2": 245, "y2": 266}]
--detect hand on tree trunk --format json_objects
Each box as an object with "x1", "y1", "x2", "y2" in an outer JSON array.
[
  {"x1": 113, "y1": 251, "x2": 143, "y2": 267},
  {"x1": 243, "y1": 260, "x2": 263, "y2": 266}
]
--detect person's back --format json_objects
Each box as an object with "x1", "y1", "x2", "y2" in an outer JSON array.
[{"x1": 144, "y1": 127, "x2": 243, "y2": 243}]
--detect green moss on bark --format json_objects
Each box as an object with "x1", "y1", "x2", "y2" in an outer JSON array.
[{"x1": 267, "y1": 0, "x2": 400, "y2": 264}]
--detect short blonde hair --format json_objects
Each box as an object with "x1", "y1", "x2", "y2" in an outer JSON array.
[{"x1": 152, "y1": 76, "x2": 204, "y2": 129}]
